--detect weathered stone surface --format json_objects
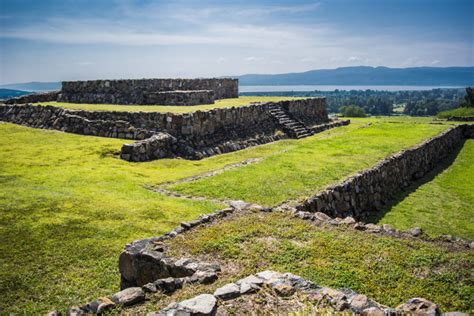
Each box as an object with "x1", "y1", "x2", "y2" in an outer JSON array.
[
  {"x1": 178, "y1": 294, "x2": 217, "y2": 315},
  {"x1": 361, "y1": 306, "x2": 385, "y2": 315},
  {"x1": 5, "y1": 91, "x2": 59, "y2": 104},
  {"x1": 96, "y1": 297, "x2": 115, "y2": 314},
  {"x1": 409, "y1": 227, "x2": 423, "y2": 237},
  {"x1": 111, "y1": 287, "x2": 145, "y2": 306},
  {"x1": 273, "y1": 283, "x2": 295, "y2": 297},
  {"x1": 59, "y1": 78, "x2": 238, "y2": 104},
  {"x1": 189, "y1": 270, "x2": 218, "y2": 284},
  {"x1": 396, "y1": 297, "x2": 441, "y2": 315},
  {"x1": 297, "y1": 125, "x2": 474, "y2": 221},
  {"x1": 349, "y1": 294, "x2": 369, "y2": 312},
  {"x1": 66, "y1": 306, "x2": 85, "y2": 316},
  {"x1": 0, "y1": 97, "x2": 331, "y2": 161},
  {"x1": 256, "y1": 270, "x2": 284, "y2": 282},
  {"x1": 340, "y1": 216, "x2": 356, "y2": 225},
  {"x1": 213, "y1": 283, "x2": 241, "y2": 300}
]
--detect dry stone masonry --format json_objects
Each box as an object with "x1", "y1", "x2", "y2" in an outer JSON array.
[
  {"x1": 296, "y1": 124, "x2": 474, "y2": 220},
  {"x1": 4, "y1": 78, "x2": 237, "y2": 106},
  {"x1": 0, "y1": 98, "x2": 331, "y2": 160},
  {"x1": 58, "y1": 78, "x2": 238, "y2": 105}
]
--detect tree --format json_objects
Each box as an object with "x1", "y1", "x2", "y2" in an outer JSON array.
[
  {"x1": 460, "y1": 87, "x2": 474, "y2": 107},
  {"x1": 340, "y1": 105, "x2": 366, "y2": 117}
]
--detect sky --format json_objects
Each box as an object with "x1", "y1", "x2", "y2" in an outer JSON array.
[{"x1": 0, "y1": 0, "x2": 473, "y2": 84}]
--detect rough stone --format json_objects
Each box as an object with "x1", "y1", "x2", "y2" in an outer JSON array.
[
  {"x1": 396, "y1": 297, "x2": 441, "y2": 315},
  {"x1": 111, "y1": 287, "x2": 145, "y2": 306},
  {"x1": 273, "y1": 283, "x2": 296, "y2": 297},
  {"x1": 178, "y1": 294, "x2": 217, "y2": 315},
  {"x1": 361, "y1": 306, "x2": 385, "y2": 316},
  {"x1": 297, "y1": 125, "x2": 474, "y2": 221},
  {"x1": 409, "y1": 227, "x2": 423, "y2": 237},
  {"x1": 213, "y1": 283, "x2": 241, "y2": 300},
  {"x1": 349, "y1": 294, "x2": 369, "y2": 311}
]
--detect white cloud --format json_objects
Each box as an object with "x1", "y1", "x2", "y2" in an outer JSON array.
[
  {"x1": 348, "y1": 56, "x2": 362, "y2": 62},
  {"x1": 245, "y1": 56, "x2": 264, "y2": 62}
]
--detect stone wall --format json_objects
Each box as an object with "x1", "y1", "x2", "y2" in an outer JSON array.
[
  {"x1": 145, "y1": 90, "x2": 214, "y2": 106},
  {"x1": 4, "y1": 91, "x2": 59, "y2": 104},
  {"x1": 58, "y1": 78, "x2": 238, "y2": 104},
  {"x1": 296, "y1": 124, "x2": 474, "y2": 220},
  {"x1": 0, "y1": 104, "x2": 153, "y2": 140},
  {"x1": 0, "y1": 98, "x2": 329, "y2": 160}
]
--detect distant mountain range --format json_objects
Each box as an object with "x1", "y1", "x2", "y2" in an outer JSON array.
[
  {"x1": 237, "y1": 66, "x2": 474, "y2": 86},
  {"x1": 1, "y1": 67, "x2": 472, "y2": 92}
]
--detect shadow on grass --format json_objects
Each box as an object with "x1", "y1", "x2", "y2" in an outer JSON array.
[{"x1": 368, "y1": 139, "x2": 466, "y2": 224}]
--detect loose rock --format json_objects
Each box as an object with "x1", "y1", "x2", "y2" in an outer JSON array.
[{"x1": 111, "y1": 287, "x2": 145, "y2": 306}]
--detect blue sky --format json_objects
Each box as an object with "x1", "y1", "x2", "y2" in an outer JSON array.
[{"x1": 0, "y1": 0, "x2": 472, "y2": 84}]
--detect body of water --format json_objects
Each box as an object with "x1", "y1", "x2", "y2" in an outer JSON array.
[{"x1": 239, "y1": 85, "x2": 462, "y2": 92}]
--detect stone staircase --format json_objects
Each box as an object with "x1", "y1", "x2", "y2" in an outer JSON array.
[{"x1": 268, "y1": 106, "x2": 313, "y2": 139}]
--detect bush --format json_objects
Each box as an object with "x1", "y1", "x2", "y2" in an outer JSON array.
[
  {"x1": 340, "y1": 105, "x2": 366, "y2": 117},
  {"x1": 437, "y1": 107, "x2": 474, "y2": 118}
]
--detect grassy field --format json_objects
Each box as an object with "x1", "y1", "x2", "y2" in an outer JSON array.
[
  {"x1": 437, "y1": 107, "x2": 474, "y2": 118},
  {"x1": 0, "y1": 117, "x2": 467, "y2": 314},
  {"x1": 34, "y1": 96, "x2": 302, "y2": 113},
  {"x1": 377, "y1": 140, "x2": 474, "y2": 239},
  {"x1": 161, "y1": 212, "x2": 473, "y2": 313},
  {"x1": 170, "y1": 122, "x2": 448, "y2": 206}
]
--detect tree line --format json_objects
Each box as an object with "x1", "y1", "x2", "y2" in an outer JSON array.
[{"x1": 241, "y1": 88, "x2": 467, "y2": 116}]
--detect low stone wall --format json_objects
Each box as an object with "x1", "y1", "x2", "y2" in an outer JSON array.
[
  {"x1": 0, "y1": 104, "x2": 153, "y2": 140},
  {"x1": 58, "y1": 78, "x2": 238, "y2": 104},
  {"x1": 296, "y1": 124, "x2": 474, "y2": 220},
  {"x1": 4, "y1": 91, "x2": 59, "y2": 104},
  {"x1": 121, "y1": 133, "x2": 178, "y2": 161}
]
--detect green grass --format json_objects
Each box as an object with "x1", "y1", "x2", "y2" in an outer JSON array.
[
  {"x1": 34, "y1": 96, "x2": 303, "y2": 113},
  {"x1": 437, "y1": 107, "x2": 474, "y2": 118},
  {"x1": 0, "y1": 117, "x2": 464, "y2": 313},
  {"x1": 170, "y1": 122, "x2": 449, "y2": 206},
  {"x1": 377, "y1": 140, "x2": 474, "y2": 239},
  {"x1": 166, "y1": 212, "x2": 473, "y2": 313},
  {"x1": 0, "y1": 120, "x2": 364, "y2": 314}
]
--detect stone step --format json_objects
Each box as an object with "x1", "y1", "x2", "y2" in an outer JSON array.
[{"x1": 296, "y1": 133, "x2": 311, "y2": 139}]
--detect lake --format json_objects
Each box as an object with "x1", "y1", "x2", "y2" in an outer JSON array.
[{"x1": 239, "y1": 85, "x2": 462, "y2": 92}]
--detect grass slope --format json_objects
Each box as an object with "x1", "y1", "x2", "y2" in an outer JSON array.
[
  {"x1": 377, "y1": 140, "x2": 474, "y2": 239},
  {"x1": 164, "y1": 212, "x2": 473, "y2": 313},
  {"x1": 0, "y1": 117, "x2": 459, "y2": 313},
  {"x1": 170, "y1": 122, "x2": 448, "y2": 206},
  {"x1": 35, "y1": 96, "x2": 302, "y2": 113},
  {"x1": 437, "y1": 107, "x2": 474, "y2": 118}
]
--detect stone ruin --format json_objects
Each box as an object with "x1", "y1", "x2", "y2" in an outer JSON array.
[
  {"x1": 1, "y1": 97, "x2": 348, "y2": 161},
  {"x1": 4, "y1": 78, "x2": 238, "y2": 106},
  {"x1": 58, "y1": 78, "x2": 238, "y2": 105}
]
